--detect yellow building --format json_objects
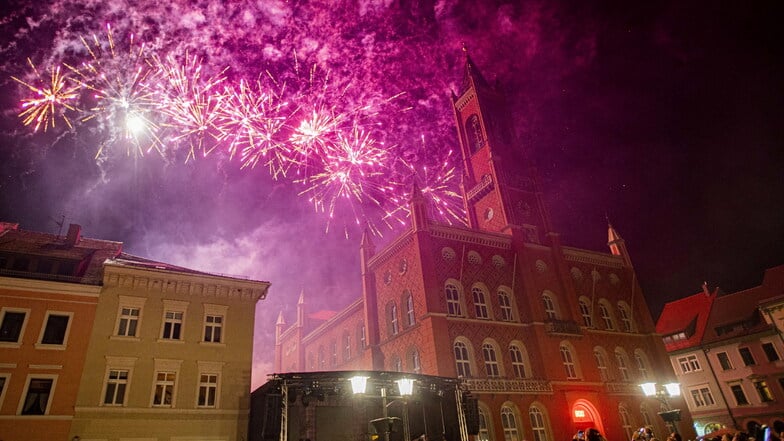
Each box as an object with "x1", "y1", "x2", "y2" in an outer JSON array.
[{"x1": 69, "y1": 252, "x2": 270, "y2": 440}]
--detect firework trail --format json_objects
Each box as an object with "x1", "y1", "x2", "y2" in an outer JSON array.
[
  {"x1": 155, "y1": 52, "x2": 228, "y2": 162},
  {"x1": 64, "y1": 24, "x2": 163, "y2": 158},
  {"x1": 215, "y1": 76, "x2": 291, "y2": 178},
  {"x1": 12, "y1": 58, "x2": 79, "y2": 133}
]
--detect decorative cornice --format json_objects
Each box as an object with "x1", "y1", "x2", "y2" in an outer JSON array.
[
  {"x1": 0, "y1": 276, "x2": 101, "y2": 297},
  {"x1": 562, "y1": 247, "x2": 625, "y2": 269},
  {"x1": 102, "y1": 265, "x2": 269, "y2": 302}
]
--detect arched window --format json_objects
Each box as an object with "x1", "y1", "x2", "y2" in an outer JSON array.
[
  {"x1": 498, "y1": 290, "x2": 514, "y2": 321},
  {"x1": 483, "y1": 343, "x2": 500, "y2": 377},
  {"x1": 342, "y1": 331, "x2": 351, "y2": 361},
  {"x1": 509, "y1": 344, "x2": 527, "y2": 378},
  {"x1": 619, "y1": 404, "x2": 633, "y2": 441},
  {"x1": 357, "y1": 322, "x2": 366, "y2": 350},
  {"x1": 542, "y1": 292, "x2": 557, "y2": 319},
  {"x1": 635, "y1": 351, "x2": 649, "y2": 381},
  {"x1": 454, "y1": 341, "x2": 472, "y2": 377},
  {"x1": 405, "y1": 292, "x2": 416, "y2": 326},
  {"x1": 446, "y1": 282, "x2": 463, "y2": 316},
  {"x1": 640, "y1": 404, "x2": 653, "y2": 426},
  {"x1": 578, "y1": 298, "x2": 593, "y2": 327},
  {"x1": 478, "y1": 406, "x2": 492, "y2": 441},
  {"x1": 500, "y1": 406, "x2": 520, "y2": 441},
  {"x1": 618, "y1": 302, "x2": 632, "y2": 332},
  {"x1": 391, "y1": 355, "x2": 402, "y2": 372},
  {"x1": 409, "y1": 348, "x2": 421, "y2": 373},
  {"x1": 598, "y1": 301, "x2": 615, "y2": 330},
  {"x1": 594, "y1": 348, "x2": 609, "y2": 382},
  {"x1": 560, "y1": 344, "x2": 577, "y2": 379},
  {"x1": 473, "y1": 286, "x2": 490, "y2": 319},
  {"x1": 389, "y1": 302, "x2": 399, "y2": 336},
  {"x1": 529, "y1": 406, "x2": 548, "y2": 441},
  {"x1": 615, "y1": 348, "x2": 630, "y2": 381}
]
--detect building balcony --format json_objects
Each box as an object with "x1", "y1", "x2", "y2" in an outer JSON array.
[
  {"x1": 462, "y1": 377, "x2": 553, "y2": 394},
  {"x1": 545, "y1": 319, "x2": 582, "y2": 336}
]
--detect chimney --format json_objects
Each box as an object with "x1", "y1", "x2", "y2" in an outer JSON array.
[{"x1": 66, "y1": 224, "x2": 82, "y2": 246}]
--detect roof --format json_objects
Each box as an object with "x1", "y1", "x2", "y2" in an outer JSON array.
[
  {"x1": 0, "y1": 223, "x2": 122, "y2": 285},
  {"x1": 656, "y1": 287, "x2": 715, "y2": 351}
]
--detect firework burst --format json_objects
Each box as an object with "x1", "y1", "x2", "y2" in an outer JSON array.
[
  {"x1": 215, "y1": 76, "x2": 290, "y2": 177},
  {"x1": 155, "y1": 52, "x2": 228, "y2": 162},
  {"x1": 12, "y1": 58, "x2": 80, "y2": 132},
  {"x1": 64, "y1": 24, "x2": 163, "y2": 158}
]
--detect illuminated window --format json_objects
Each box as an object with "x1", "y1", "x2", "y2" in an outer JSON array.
[
  {"x1": 678, "y1": 354, "x2": 702, "y2": 373},
  {"x1": 753, "y1": 380, "x2": 774, "y2": 402},
  {"x1": 690, "y1": 386, "x2": 716, "y2": 407},
  {"x1": 529, "y1": 407, "x2": 547, "y2": 441},
  {"x1": 483, "y1": 343, "x2": 500, "y2": 377},
  {"x1": 509, "y1": 344, "x2": 527, "y2": 378},
  {"x1": 473, "y1": 287, "x2": 490, "y2": 319},
  {"x1": 454, "y1": 341, "x2": 472, "y2": 377},
  {"x1": 152, "y1": 372, "x2": 176, "y2": 407},
  {"x1": 501, "y1": 406, "x2": 519, "y2": 441}
]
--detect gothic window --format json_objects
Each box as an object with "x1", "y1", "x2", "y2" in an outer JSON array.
[
  {"x1": 619, "y1": 405, "x2": 633, "y2": 441},
  {"x1": 473, "y1": 287, "x2": 490, "y2": 319},
  {"x1": 478, "y1": 407, "x2": 491, "y2": 441},
  {"x1": 617, "y1": 302, "x2": 632, "y2": 332},
  {"x1": 594, "y1": 348, "x2": 609, "y2": 382},
  {"x1": 343, "y1": 331, "x2": 351, "y2": 361},
  {"x1": 465, "y1": 114, "x2": 485, "y2": 153},
  {"x1": 454, "y1": 340, "x2": 472, "y2": 377},
  {"x1": 404, "y1": 292, "x2": 416, "y2": 326},
  {"x1": 446, "y1": 283, "x2": 463, "y2": 316},
  {"x1": 634, "y1": 351, "x2": 649, "y2": 380},
  {"x1": 500, "y1": 406, "x2": 520, "y2": 441},
  {"x1": 482, "y1": 343, "x2": 500, "y2": 377},
  {"x1": 498, "y1": 289, "x2": 514, "y2": 321},
  {"x1": 529, "y1": 406, "x2": 548, "y2": 441},
  {"x1": 598, "y1": 301, "x2": 615, "y2": 330},
  {"x1": 560, "y1": 343, "x2": 578, "y2": 379},
  {"x1": 509, "y1": 344, "x2": 527, "y2": 378},
  {"x1": 615, "y1": 349, "x2": 630, "y2": 381},
  {"x1": 409, "y1": 348, "x2": 421, "y2": 373},
  {"x1": 579, "y1": 298, "x2": 593, "y2": 327},
  {"x1": 388, "y1": 302, "x2": 399, "y2": 337},
  {"x1": 541, "y1": 292, "x2": 557, "y2": 319}
]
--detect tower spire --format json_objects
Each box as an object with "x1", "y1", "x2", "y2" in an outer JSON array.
[
  {"x1": 409, "y1": 179, "x2": 429, "y2": 231},
  {"x1": 607, "y1": 220, "x2": 633, "y2": 267}
]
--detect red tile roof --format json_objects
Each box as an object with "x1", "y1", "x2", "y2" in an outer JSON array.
[{"x1": 656, "y1": 288, "x2": 715, "y2": 351}]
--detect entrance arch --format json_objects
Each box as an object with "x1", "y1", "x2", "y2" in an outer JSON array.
[{"x1": 571, "y1": 399, "x2": 605, "y2": 434}]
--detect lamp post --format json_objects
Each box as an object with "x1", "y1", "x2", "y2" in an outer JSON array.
[
  {"x1": 640, "y1": 382, "x2": 682, "y2": 435},
  {"x1": 350, "y1": 375, "x2": 415, "y2": 441}
]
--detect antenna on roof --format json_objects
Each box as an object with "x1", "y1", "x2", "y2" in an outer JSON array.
[{"x1": 51, "y1": 214, "x2": 66, "y2": 237}]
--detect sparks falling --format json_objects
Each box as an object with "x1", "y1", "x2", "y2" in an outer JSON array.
[{"x1": 12, "y1": 59, "x2": 79, "y2": 132}]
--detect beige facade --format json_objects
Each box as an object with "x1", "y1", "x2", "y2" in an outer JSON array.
[{"x1": 69, "y1": 257, "x2": 269, "y2": 441}]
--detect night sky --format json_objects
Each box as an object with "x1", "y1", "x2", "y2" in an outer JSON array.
[{"x1": 1, "y1": 0, "x2": 782, "y2": 387}]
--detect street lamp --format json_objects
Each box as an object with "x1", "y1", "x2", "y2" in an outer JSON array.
[
  {"x1": 350, "y1": 375, "x2": 415, "y2": 441},
  {"x1": 640, "y1": 382, "x2": 682, "y2": 434}
]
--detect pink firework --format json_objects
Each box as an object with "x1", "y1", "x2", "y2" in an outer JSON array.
[
  {"x1": 65, "y1": 24, "x2": 162, "y2": 158},
  {"x1": 215, "y1": 77, "x2": 290, "y2": 177},
  {"x1": 12, "y1": 58, "x2": 80, "y2": 132},
  {"x1": 384, "y1": 135, "x2": 465, "y2": 226},
  {"x1": 296, "y1": 124, "x2": 392, "y2": 236},
  {"x1": 155, "y1": 52, "x2": 228, "y2": 162}
]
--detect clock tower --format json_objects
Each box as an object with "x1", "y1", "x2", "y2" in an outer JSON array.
[{"x1": 451, "y1": 50, "x2": 554, "y2": 244}]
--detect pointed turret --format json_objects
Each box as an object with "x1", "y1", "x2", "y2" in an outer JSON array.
[
  {"x1": 409, "y1": 180, "x2": 429, "y2": 231},
  {"x1": 275, "y1": 311, "x2": 286, "y2": 343},
  {"x1": 296, "y1": 290, "x2": 306, "y2": 326},
  {"x1": 459, "y1": 44, "x2": 491, "y2": 95},
  {"x1": 607, "y1": 222, "x2": 633, "y2": 267}
]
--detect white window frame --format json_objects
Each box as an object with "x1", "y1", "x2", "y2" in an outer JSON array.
[
  {"x1": 478, "y1": 407, "x2": 491, "y2": 441},
  {"x1": 501, "y1": 406, "x2": 520, "y2": 441},
  {"x1": 0, "y1": 373, "x2": 11, "y2": 409},
  {"x1": 473, "y1": 287, "x2": 490, "y2": 319},
  {"x1": 529, "y1": 406, "x2": 547, "y2": 441},
  {"x1": 635, "y1": 353, "x2": 649, "y2": 381},
  {"x1": 446, "y1": 283, "x2": 463, "y2": 316},
  {"x1": 410, "y1": 348, "x2": 421, "y2": 373},
  {"x1": 202, "y1": 303, "x2": 228, "y2": 345},
  {"x1": 390, "y1": 303, "x2": 399, "y2": 336},
  {"x1": 717, "y1": 351, "x2": 733, "y2": 370},
  {"x1": 509, "y1": 345, "x2": 527, "y2": 379},
  {"x1": 196, "y1": 361, "x2": 224, "y2": 409},
  {"x1": 689, "y1": 385, "x2": 716, "y2": 408},
  {"x1": 598, "y1": 302, "x2": 615, "y2": 330},
  {"x1": 454, "y1": 341, "x2": 472, "y2": 377},
  {"x1": 483, "y1": 343, "x2": 500, "y2": 377},
  {"x1": 560, "y1": 344, "x2": 578, "y2": 379},
  {"x1": 405, "y1": 293, "x2": 416, "y2": 326},
  {"x1": 113, "y1": 295, "x2": 146, "y2": 340},
  {"x1": 35, "y1": 310, "x2": 73, "y2": 349},
  {"x1": 103, "y1": 369, "x2": 130, "y2": 406},
  {"x1": 17, "y1": 374, "x2": 58, "y2": 415},
  {"x1": 101, "y1": 356, "x2": 136, "y2": 407},
  {"x1": 761, "y1": 341, "x2": 780, "y2": 362},
  {"x1": 578, "y1": 299, "x2": 593, "y2": 327},
  {"x1": 151, "y1": 358, "x2": 182, "y2": 408},
  {"x1": 542, "y1": 293, "x2": 557, "y2": 320},
  {"x1": 594, "y1": 349, "x2": 609, "y2": 382},
  {"x1": 677, "y1": 354, "x2": 702, "y2": 373},
  {"x1": 615, "y1": 351, "x2": 630, "y2": 381},
  {"x1": 343, "y1": 331, "x2": 351, "y2": 361},
  {"x1": 0, "y1": 307, "x2": 31, "y2": 348},
  {"x1": 159, "y1": 299, "x2": 189, "y2": 342},
  {"x1": 618, "y1": 304, "x2": 632, "y2": 332},
  {"x1": 498, "y1": 290, "x2": 514, "y2": 322}
]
